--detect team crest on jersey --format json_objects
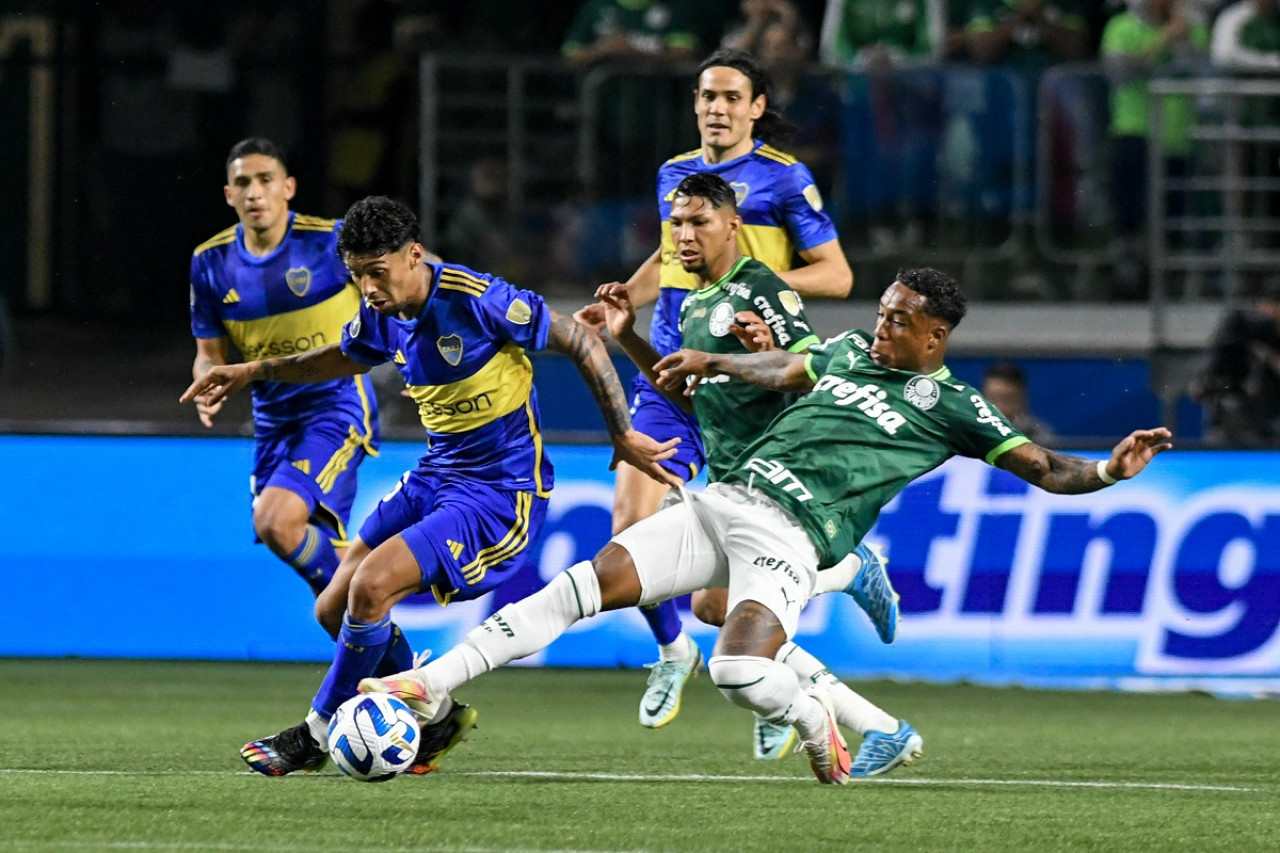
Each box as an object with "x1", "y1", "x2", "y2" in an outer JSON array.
[
  {"x1": 708, "y1": 302, "x2": 736, "y2": 337},
  {"x1": 437, "y1": 335, "x2": 464, "y2": 366},
  {"x1": 778, "y1": 290, "x2": 802, "y2": 317},
  {"x1": 802, "y1": 184, "x2": 824, "y2": 212},
  {"x1": 506, "y1": 298, "x2": 532, "y2": 325},
  {"x1": 730, "y1": 182, "x2": 749, "y2": 205},
  {"x1": 346, "y1": 313, "x2": 362, "y2": 338},
  {"x1": 286, "y1": 267, "x2": 312, "y2": 296},
  {"x1": 904, "y1": 375, "x2": 940, "y2": 411}
]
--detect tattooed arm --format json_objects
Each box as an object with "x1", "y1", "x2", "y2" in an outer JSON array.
[
  {"x1": 180, "y1": 343, "x2": 369, "y2": 409},
  {"x1": 653, "y1": 348, "x2": 814, "y2": 396},
  {"x1": 191, "y1": 336, "x2": 230, "y2": 427},
  {"x1": 998, "y1": 428, "x2": 1173, "y2": 494},
  {"x1": 545, "y1": 309, "x2": 681, "y2": 487}
]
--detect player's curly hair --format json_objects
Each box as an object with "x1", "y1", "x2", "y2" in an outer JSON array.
[
  {"x1": 226, "y1": 137, "x2": 288, "y2": 174},
  {"x1": 673, "y1": 172, "x2": 738, "y2": 211},
  {"x1": 337, "y1": 196, "x2": 420, "y2": 258},
  {"x1": 896, "y1": 268, "x2": 967, "y2": 329},
  {"x1": 696, "y1": 48, "x2": 797, "y2": 150}
]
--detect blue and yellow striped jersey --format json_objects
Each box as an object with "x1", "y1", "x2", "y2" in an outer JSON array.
[
  {"x1": 341, "y1": 262, "x2": 554, "y2": 495},
  {"x1": 650, "y1": 140, "x2": 838, "y2": 356},
  {"x1": 189, "y1": 212, "x2": 376, "y2": 430}
]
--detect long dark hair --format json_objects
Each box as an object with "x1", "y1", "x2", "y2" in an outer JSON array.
[{"x1": 695, "y1": 48, "x2": 797, "y2": 150}]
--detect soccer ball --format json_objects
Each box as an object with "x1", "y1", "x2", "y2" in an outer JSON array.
[{"x1": 327, "y1": 693, "x2": 421, "y2": 782}]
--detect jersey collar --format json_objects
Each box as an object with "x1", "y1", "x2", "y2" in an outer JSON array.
[{"x1": 694, "y1": 256, "x2": 751, "y2": 298}]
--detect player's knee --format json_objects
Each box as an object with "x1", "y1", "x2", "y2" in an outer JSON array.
[
  {"x1": 691, "y1": 589, "x2": 727, "y2": 627},
  {"x1": 314, "y1": 584, "x2": 345, "y2": 638},
  {"x1": 708, "y1": 654, "x2": 788, "y2": 718},
  {"x1": 253, "y1": 504, "x2": 305, "y2": 555},
  {"x1": 346, "y1": 563, "x2": 397, "y2": 623},
  {"x1": 589, "y1": 541, "x2": 642, "y2": 610}
]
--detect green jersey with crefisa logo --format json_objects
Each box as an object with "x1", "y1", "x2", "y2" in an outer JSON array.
[
  {"x1": 722, "y1": 329, "x2": 1030, "y2": 567},
  {"x1": 678, "y1": 256, "x2": 820, "y2": 482}
]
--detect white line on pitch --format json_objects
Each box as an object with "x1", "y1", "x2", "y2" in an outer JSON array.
[
  {"x1": 460, "y1": 770, "x2": 1257, "y2": 792},
  {"x1": 0, "y1": 767, "x2": 1258, "y2": 792}
]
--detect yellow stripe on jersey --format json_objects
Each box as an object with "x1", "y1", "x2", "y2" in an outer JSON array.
[
  {"x1": 756, "y1": 145, "x2": 798, "y2": 166},
  {"x1": 522, "y1": 398, "x2": 550, "y2": 497},
  {"x1": 658, "y1": 221, "x2": 795, "y2": 290},
  {"x1": 405, "y1": 340, "x2": 532, "y2": 433},
  {"x1": 459, "y1": 491, "x2": 534, "y2": 585},
  {"x1": 353, "y1": 373, "x2": 378, "y2": 456},
  {"x1": 663, "y1": 148, "x2": 702, "y2": 166},
  {"x1": 193, "y1": 226, "x2": 238, "y2": 256},
  {"x1": 292, "y1": 215, "x2": 339, "y2": 232},
  {"x1": 222, "y1": 284, "x2": 362, "y2": 362},
  {"x1": 438, "y1": 269, "x2": 489, "y2": 296}
]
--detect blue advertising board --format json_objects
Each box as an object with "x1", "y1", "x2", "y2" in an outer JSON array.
[{"x1": 1, "y1": 436, "x2": 1275, "y2": 695}]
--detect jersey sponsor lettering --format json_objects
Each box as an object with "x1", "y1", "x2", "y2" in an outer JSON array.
[
  {"x1": 813, "y1": 374, "x2": 907, "y2": 434},
  {"x1": 241, "y1": 331, "x2": 328, "y2": 360},
  {"x1": 970, "y1": 394, "x2": 1013, "y2": 437},
  {"x1": 743, "y1": 457, "x2": 813, "y2": 502}
]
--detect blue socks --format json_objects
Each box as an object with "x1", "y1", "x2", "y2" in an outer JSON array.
[
  {"x1": 285, "y1": 525, "x2": 340, "y2": 596},
  {"x1": 312, "y1": 614, "x2": 392, "y2": 719},
  {"x1": 373, "y1": 623, "x2": 415, "y2": 677},
  {"x1": 640, "y1": 599, "x2": 683, "y2": 645}
]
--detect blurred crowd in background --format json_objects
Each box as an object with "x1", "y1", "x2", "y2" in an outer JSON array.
[{"x1": 4, "y1": 0, "x2": 1280, "y2": 444}]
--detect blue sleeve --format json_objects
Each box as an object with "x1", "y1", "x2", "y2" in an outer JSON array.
[
  {"x1": 189, "y1": 254, "x2": 224, "y2": 339},
  {"x1": 779, "y1": 162, "x2": 839, "y2": 253},
  {"x1": 340, "y1": 302, "x2": 391, "y2": 366},
  {"x1": 473, "y1": 276, "x2": 552, "y2": 352}
]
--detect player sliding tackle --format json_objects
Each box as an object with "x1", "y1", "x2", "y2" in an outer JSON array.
[
  {"x1": 182, "y1": 195, "x2": 680, "y2": 778},
  {"x1": 598, "y1": 171, "x2": 919, "y2": 775},
  {"x1": 363, "y1": 267, "x2": 1173, "y2": 784}
]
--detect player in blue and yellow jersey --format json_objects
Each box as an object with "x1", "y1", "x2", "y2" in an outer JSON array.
[
  {"x1": 190, "y1": 138, "x2": 379, "y2": 600},
  {"x1": 576, "y1": 48, "x2": 855, "y2": 735},
  {"x1": 183, "y1": 195, "x2": 679, "y2": 777}
]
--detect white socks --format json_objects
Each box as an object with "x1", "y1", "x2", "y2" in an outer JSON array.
[
  {"x1": 776, "y1": 641, "x2": 898, "y2": 735},
  {"x1": 811, "y1": 551, "x2": 862, "y2": 595},
  {"x1": 707, "y1": 654, "x2": 828, "y2": 742},
  {"x1": 418, "y1": 560, "x2": 603, "y2": 698},
  {"x1": 658, "y1": 632, "x2": 695, "y2": 663}
]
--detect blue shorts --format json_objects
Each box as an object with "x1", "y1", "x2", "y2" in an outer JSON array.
[
  {"x1": 357, "y1": 466, "x2": 549, "y2": 606},
  {"x1": 629, "y1": 375, "x2": 704, "y2": 482},
  {"x1": 252, "y1": 403, "x2": 380, "y2": 544}
]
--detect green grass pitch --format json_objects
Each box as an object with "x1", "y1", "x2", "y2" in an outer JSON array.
[{"x1": 1, "y1": 658, "x2": 1277, "y2": 852}]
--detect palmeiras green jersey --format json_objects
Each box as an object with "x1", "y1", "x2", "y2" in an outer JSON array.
[
  {"x1": 722, "y1": 329, "x2": 1030, "y2": 567},
  {"x1": 678, "y1": 256, "x2": 820, "y2": 482}
]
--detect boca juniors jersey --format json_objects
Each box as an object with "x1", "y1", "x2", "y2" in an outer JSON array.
[
  {"x1": 190, "y1": 212, "x2": 375, "y2": 431},
  {"x1": 723, "y1": 330, "x2": 1028, "y2": 567},
  {"x1": 650, "y1": 140, "x2": 838, "y2": 357},
  {"x1": 341, "y1": 262, "x2": 554, "y2": 494}
]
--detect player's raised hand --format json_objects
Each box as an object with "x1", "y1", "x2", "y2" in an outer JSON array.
[
  {"x1": 729, "y1": 310, "x2": 774, "y2": 353},
  {"x1": 610, "y1": 428, "x2": 682, "y2": 488},
  {"x1": 654, "y1": 348, "x2": 712, "y2": 396},
  {"x1": 597, "y1": 283, "x2": 638, "y2": 340},
  {"x1": 573, "y1": 300, "x2": 608, "y2": 339},
  {"x1": 181, "y1": 363, "x2": 257, "y2": 409},
  {"x1": 1107, "y1": 427, "x2": 1174, "y2": 480}
]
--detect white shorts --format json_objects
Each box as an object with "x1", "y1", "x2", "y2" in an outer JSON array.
[{"x1": 610, "y1": 482, "x2": 820, "y2": 637}]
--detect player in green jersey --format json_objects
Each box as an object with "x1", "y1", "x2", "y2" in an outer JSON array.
[
  {"x1": 360, "y1": 267, "x2": 1172, "y2": 784},
  {"x1": 598, "y1": 172, "x2": 920, "y2": 773}
]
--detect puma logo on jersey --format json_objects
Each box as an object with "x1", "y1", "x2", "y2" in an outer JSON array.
[{"x1": 814, "y1": 375, "x2": 906, "y2": 435}]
